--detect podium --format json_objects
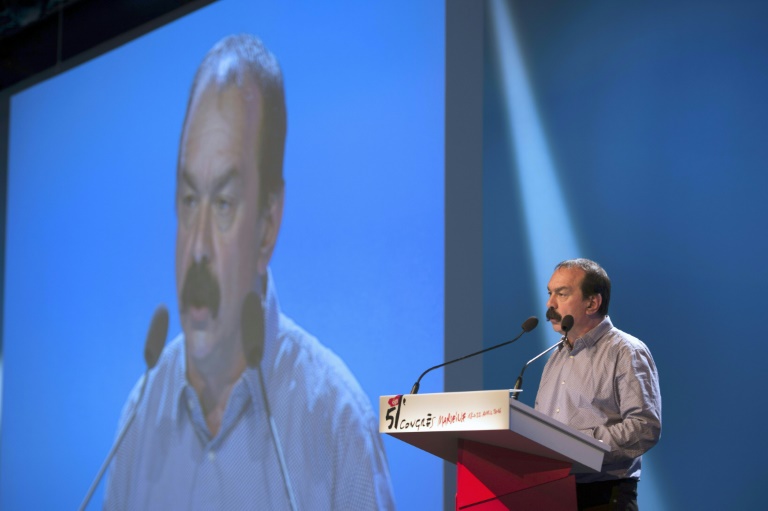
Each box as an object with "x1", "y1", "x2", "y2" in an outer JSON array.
[{"x1": 379, "y1": 390, "x2": 609, "y2": 510}]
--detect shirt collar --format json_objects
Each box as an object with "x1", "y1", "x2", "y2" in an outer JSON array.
[
  {"x1": 170, "y1": 338, "x2": 263, "y2": 439},
  {"x1": 568, "y1": 316, "x2": 613, "y2": 355},
  {"x1": 168, "y1": 335, "x2": 188, "y2": 425},
  {"x1": 260, "y1": 268, "x2": 282, "y2": 382}
]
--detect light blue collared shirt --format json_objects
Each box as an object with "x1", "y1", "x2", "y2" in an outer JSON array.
[
  {"x1": 104, "y1": 272, "x2": 395, "y2": 510},
  {"x1": 535, "y1": 316, "x2": 662, "y2": 483}
]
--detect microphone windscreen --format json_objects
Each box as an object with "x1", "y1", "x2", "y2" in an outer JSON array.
[
  {"x1": 144, "y1": 306, "x2": 169, "y2": 369},
  {"x1": 561, "y1": 315, "x2": 574, "y2": 332},
  {"x1": 521, "y1": 316, "x2": 539, "y2": 332},
  {"x1": 241, "y1": 292, "x2": 265, "y2": 367}
]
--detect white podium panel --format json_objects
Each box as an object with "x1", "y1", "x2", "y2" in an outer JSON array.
[{"x1": 379, "y1": 390, "x2": 609, "y2": 473}]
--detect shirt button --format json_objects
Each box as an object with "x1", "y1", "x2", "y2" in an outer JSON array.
[
  {"x1": 555, "y1": 408, "x2": 560, "y2": 413},
  {"x1": 561, "y1": 381, "x2": 565, "y2": 385},
  {"x1": 208, "y1": 450, "x2": 216, "y2": 462}
]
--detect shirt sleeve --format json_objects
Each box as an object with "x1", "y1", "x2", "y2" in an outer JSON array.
[{"x1": 592, "y1": 343, "x2": 662, "y2": 465}]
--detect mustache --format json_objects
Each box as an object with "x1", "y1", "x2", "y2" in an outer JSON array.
[
  {"x1": 545, "y1": 307, "x2": 561, "y2": 322},
  {"x1": 180, "y1": 261, "x2": 221, "y2": 319}
]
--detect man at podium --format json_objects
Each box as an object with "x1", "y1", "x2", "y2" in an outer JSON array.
[{"x1": 536, "y1": 259, "x2": 661, "y2": 511}]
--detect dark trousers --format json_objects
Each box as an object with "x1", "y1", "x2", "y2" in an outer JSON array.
[{"x1": 576, "y1": 479, "x2": 638, "y2": 511}]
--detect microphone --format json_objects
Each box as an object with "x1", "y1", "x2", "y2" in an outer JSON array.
[
  {"x1": 79, "y1": 306, "x2": 169, "y2": 511},
  {"x1": 512, "y1": 314, "x2": 572, "y2": 400},
  {"x1": 561, "y1": 314, "x2": 574, "y2": 345},
  {"x1": 241, "y1": 292, "x2": 298, "y2": 511},
  {"x1": 410, "y1": 316, "x2": 538, "y2": 394},
  {"x1": 144, "y1": 305, "x2": 170, "y2": 368},
  {"x1": 241, "y1": 292, "x2": 265, "y2": 367}
]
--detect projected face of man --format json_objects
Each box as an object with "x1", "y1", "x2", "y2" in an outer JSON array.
[{"x1": 176, "y1": 79, "x2": 279, "y2": 375}]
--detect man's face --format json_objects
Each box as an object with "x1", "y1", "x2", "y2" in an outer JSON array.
[
  {"x1": 545, "y1": 267, "x2": 596, "y2": 339},
  {"x1": 175, "y1": 82, "x2": 268, "y2": 363}
]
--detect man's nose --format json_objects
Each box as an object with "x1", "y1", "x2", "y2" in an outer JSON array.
[{"x1": 191, "y1": 201, "x2": 213, "y2": 264}]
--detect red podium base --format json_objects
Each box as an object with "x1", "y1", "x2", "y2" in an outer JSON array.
[{"x1": 456, "y1": 439, "x2": 576, "y2": 510}]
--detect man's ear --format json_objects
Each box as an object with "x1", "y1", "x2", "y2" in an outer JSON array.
[
  {"x1": 256, "y1": 187, "x2": 284, "y2": 275},
  {"x1": 586, "y1": 293, "x2": 603, "y2": 315}
]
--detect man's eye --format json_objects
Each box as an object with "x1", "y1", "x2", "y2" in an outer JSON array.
[
  {"x1": 182, "y1": 195, "x2": 198, "y2": 209},
  {"x1": 214, "y1": 197, "x2": 233, "y2": 214}
]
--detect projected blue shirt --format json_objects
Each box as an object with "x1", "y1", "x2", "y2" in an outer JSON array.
[
  {"x1": 535, "y1": 316, "x2": 661, "y2": 484},
  {"x1": 103, "y1": 272, "x2": 395, "y2": 510}
]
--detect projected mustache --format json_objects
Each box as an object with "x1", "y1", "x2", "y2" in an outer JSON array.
[
  {"x1": 181, "y1": 261, "x2": 221, "y2": 319},
  {"x1": 545, "y1": 307, "x2": 562, "y2": 322}
]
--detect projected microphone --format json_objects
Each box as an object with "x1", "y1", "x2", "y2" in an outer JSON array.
[
  {"x1": 79, "y1": 306, "x2": 168, "y2": 511},
  {"x1": 512, "y1": 315, "x2": 572, "y2": 400},
  {"x1": 409, "y1": 316, "x2": 538, "y2": 394},
  {"x1": 561, "y1": 314, "x2": 574, "y2": 346},
  {"x1": 241, "y1": 293, "x2": 298, "y2": 511}
]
